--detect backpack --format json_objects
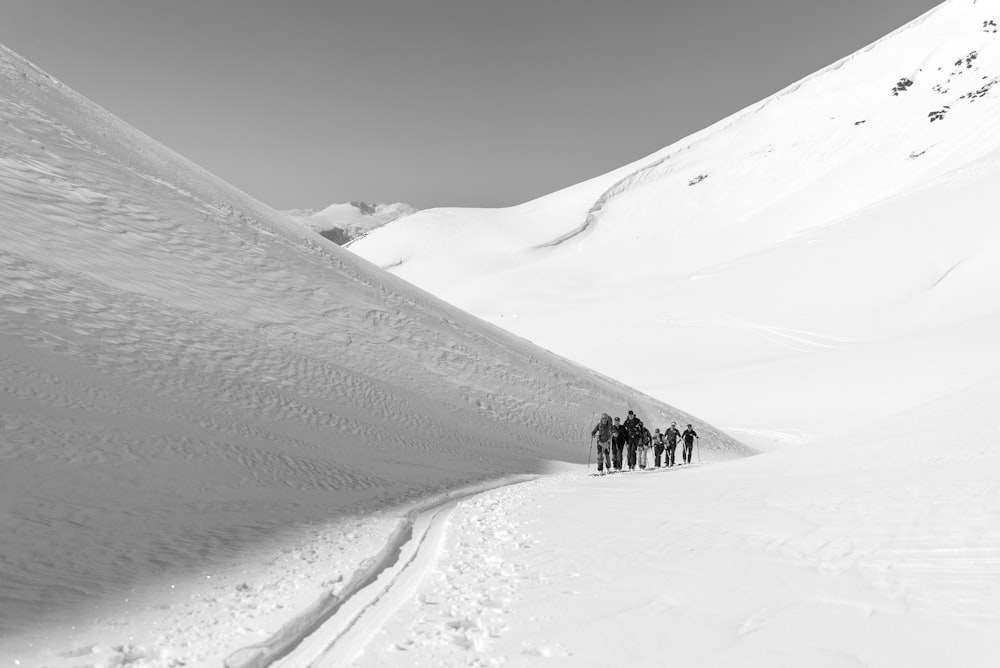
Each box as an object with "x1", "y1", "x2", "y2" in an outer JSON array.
[{"x1": 597, "y1": 415, "x2": 613, "y2": 442}]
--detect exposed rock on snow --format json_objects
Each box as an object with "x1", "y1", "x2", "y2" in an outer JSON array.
[{"x1": 284, "y1": 201, "x2": 418, "y2": 245}]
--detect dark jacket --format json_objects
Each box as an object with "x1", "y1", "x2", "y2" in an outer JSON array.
[
  {"x1": 592, "y1": 416, "x2": 613, "y2": 443},
  {"x1": 623, "y1": 415, "x2": 641, "y2": 443}
]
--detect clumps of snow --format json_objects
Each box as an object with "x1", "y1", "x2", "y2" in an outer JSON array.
[
  {"x1": 355, "y1": 479, "x2": 545, "y2": 666},
  {"x1": 106, "y1": 644, "x2": 184, "y2": 668}
]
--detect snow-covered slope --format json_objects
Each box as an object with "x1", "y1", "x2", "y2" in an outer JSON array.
[
  {"x1": 355, "y1": 384, "x2": 1000, "y2": 666},
  {"x1": 285, "y1": 201, "x2": 417, "y2": 245},
  {"x1": 338, "y1": 7, "x2": 1000, "y2": 659},
  {"x1": 0, "y1": 44, "x2": 746, "y2": 665},
  {"x1": 351, "y1": 0, "x2": 1000, "y2": 446}
]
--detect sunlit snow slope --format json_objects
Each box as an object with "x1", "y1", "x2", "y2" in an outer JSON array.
[
  {"x1": 352, "y1": 0, "x2": 1000, "y2": 446},
  {"x1": 0, "y1": 43, "x2": 748, "y2": 661}
]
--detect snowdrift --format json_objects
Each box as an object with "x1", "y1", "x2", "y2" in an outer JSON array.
[
  {"x1": 0, "y1": 44, "x2": 746, "y2": 664},
  {"x1": 351, "y1": 0, "x2": 1000, "y2": 446}
]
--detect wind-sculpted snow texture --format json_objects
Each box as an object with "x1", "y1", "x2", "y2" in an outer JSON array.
[
  {"x1": 0, "y1": 45, "x2": 747, "y2": 666},
  {"x1": 352, "y1": 0, "x2": 1000, "y2": 447}
]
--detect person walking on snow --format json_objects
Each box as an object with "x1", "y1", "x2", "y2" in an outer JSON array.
[
  {"x1": 591, "y1": 413, "x2": 614, "y2": 474},
  {"x1": 664, "y1": 422, "x2": 681, "y2": 467},
  {"x1": 638, "y1": 425, "x2": 652, "y2": 469},
  {"x1": 611, "y1": 416, "x2": 625, "y2": 471},
  {"x1": 623, "y1": 411, "x2": 640, "y2": 471},
  {"x1": 681, "y1": 423, "x2": 699, "y2": 464},
  {"x1": 653, "y1": 428, "x2": 665, "y2": 467}
]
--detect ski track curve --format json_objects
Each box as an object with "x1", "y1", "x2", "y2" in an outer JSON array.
[
  {"x1": 531, "y1": 1, "x2": 949, "y2": 252},
  {"x1": 224, "y1": 475, "x2": 538, "y2": 668}
]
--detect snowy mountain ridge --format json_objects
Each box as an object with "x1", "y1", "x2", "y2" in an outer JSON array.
[
  {"x1": 350, "y1": 0, "x2": 1000, "y2": 446},
  {"x1": 284, "y1": 200, "x2": 418, "y2": 245},
  {"x1": 0, "y1": 41, "x2": 745, "y2": 666},
  {"x1": 3, "y1": 3, "x2": 1000, "y2": 666}
]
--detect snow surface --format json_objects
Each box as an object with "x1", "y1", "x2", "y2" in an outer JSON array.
[
  {"x1": 284, "y1": 202, "x2": 417, "y2": 246},
  {"x1": 4, "y1": 0, "x2": 1000, "y2": 666},
  {"x1": 0, "y1": 43, "x2": 743, "y2": 667},
  {"x1": 332, "y1": 2, "x2": 1000, "y2": 664},
  {"x1": 351, "y1": 0, "x2": 1000, "y2": 447}
]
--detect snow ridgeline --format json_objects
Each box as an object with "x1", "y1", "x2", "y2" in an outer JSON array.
[
  {"x1": 332, "y1": 3, "x2": 1000, "y2": 661},
  {"x1": 350, "y1": 0, "x2": 1000, "y2": 446},
  {"x1": 284, "y1": 202, "x2": 418, "y2": 246},
  {"x1": 0, "y1": 44, "x2": 749, "y2": 666}
]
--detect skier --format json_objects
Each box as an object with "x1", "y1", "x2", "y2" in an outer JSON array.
[
  {"x1": 639, "y1": 427, "x2": 653, "y2": 469},
  {"x1": 663, "y1": 421, "x2": 681, "y2": 467},
  {"x1": 635, "y1": 425, "x2": 652, "y2": 470},
  {"x1": 611, "y1": 416, "x2": 625, "y2": 471},
  {"x1": 636, "y1": 420, "x2": 653, "y2": 469},
  {"x1": 623, "y1": 411, "x2": 640, "y2": 471},
  {"x1": 653, "y1": 428, "x2": 665, "y2": 467},
  {"x1": 681, "y1": 423, "x2": 699, "y2": 464},
  {"x1": 590, "y1": 413, "x2": 614, "y2": 474}
]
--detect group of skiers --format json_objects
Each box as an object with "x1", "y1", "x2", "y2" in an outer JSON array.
[{"x1": 590, "y1": 410, "x2": 699, "y2": 475}]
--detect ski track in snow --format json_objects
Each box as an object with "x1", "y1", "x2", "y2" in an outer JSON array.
[
  {"x1": 350, "y1": 456, "x2": 1000, "y2": 668},
  {"x1": 353, "y1": 476, "x2": 546, "y2": 667},
  {"x1": 257, "y1": 476, "x2": 537, "y2": 668},
  {"x1": 0, "y1": 39, "x2": 751, "y2": 668},
  {"x1": 532, "y1": 1, "x2": 951, "y2": 250},
  {"x1": 7, "y1": 2, "x2": 1000, "y2": 666}
]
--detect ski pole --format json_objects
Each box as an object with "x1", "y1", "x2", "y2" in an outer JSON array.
[
  {"x1": 696, "y1": 437, "x2": 701, "y2": 464},
  {"x1": 587, "y1": 411, "x2": 600, "y2": 470}
]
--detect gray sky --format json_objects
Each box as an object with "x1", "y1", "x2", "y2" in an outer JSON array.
[{"x1": 3, "y1": 0, "x2": 940, "y2": 210}]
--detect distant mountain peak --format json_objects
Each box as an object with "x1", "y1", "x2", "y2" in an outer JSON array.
[{"x1": 283, "y1": 201, "x2": 418, "y2": 245}]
